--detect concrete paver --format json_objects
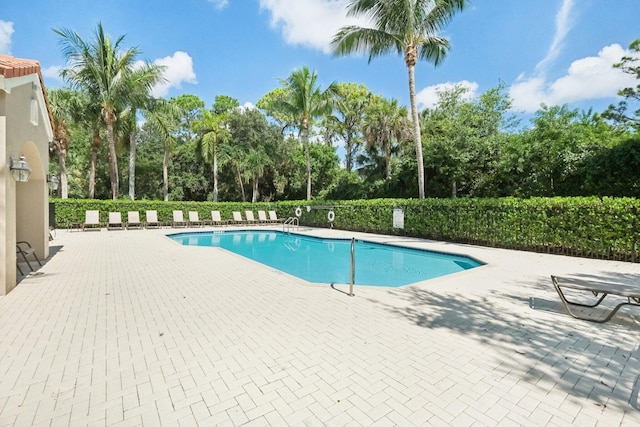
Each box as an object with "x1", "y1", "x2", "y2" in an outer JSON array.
[{"x1": 1, "y1": 225, "x2": 639, "y2": 426}]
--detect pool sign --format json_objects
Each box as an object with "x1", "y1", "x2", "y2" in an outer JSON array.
[{"x1": 393, "y1": 209, "x2": 404, "y2": 229}]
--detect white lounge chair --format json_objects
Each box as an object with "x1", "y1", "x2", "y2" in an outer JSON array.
[
  {"x1": 209, "y1": 210, "x2": 226, "y2": 226},
  {"x1": 245, "y1": 210, "x2": 258, "y2": 225},
  {"x1": 188, "y1": 211, "x2": 204, "y2": 227},
  {"x1": 268, "y1": 210, "x2": 285, "y2": 224},
  {"x1": 83, "y1": 210, "x2": 101, "y2": 231},
  {"x1": 127, "y1": 211, "x2": 142, "y2": 229},
  {"x1": 257, "y1": 210, "x2": 269, "y2": 225},
  {"x1": 145, "y1": 210, "x2": 161, "y2": 228},
  {"x1": 232, "y1": 211, "x2": 247, "y2": 225},
  {"x1": 107, "y1": 212, "x2": 124, "y2": 230},
  {"x1": 172, "y1": 210, "x2": 187, "y2": 228}
]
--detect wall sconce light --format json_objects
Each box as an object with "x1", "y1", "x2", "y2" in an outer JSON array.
[
  {"x1": 47, "y1": 174, "x2": 59, "y2": 192},
  {"x1": 9, "y1": 155, "x2": 32, "y2": 182}
]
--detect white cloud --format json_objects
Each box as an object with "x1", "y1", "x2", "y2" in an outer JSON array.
[
  {"x1": 41, "y1": 65, "x2": 63, "y2": 82},
  {"x1": 510, "y1": 44, "x2": 636, "y2": 112},
  {"x1": 416, "y1": 80, "x2": 479, "y2": 110},
  {"x1": 535, "y1": 0, "x2": 576, "y2": 74},
  {"x1": 151, "y1": 51, "x2": 197, "y2": 97},
  {"x1": 241, "y1": 102, "x2": 255, "y2": 111},
  {"x1": 0, "y1": 20, "x2": 14, "y2": 54},
  {"x1": 208, "y1": 0, "x2": 229, "y2": 10},
  {"x1": 258, "y1": 0, "x2": 369, "y2": 53}
]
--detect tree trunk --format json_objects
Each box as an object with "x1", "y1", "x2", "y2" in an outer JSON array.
[
  {"x1": 58, "y1": 149, "x2": 68, "y2": 199},
  {"x1": 408, "y1": 64, "x2": 425, "y2": 199},
  {"x1": 452, "y1": 180, "x2": 457, "y2": 198},
  {"x1": 129, "y1": 117, "x2": 137, "y2": 200},
  {"x1": 212, "y1": 147, "x2": 219, "y2": 202},
  {"x1": 303, "y1": 128, "x2": 312, "y2": 200},
  {"x1": 345, "y1": 133, "x2": 353, "y2": 173},
  {"x1": 105, "y1": 118, "x2": 119, "y2": 200},
  {"x1": 237, "y1": 168, "x2": 246, "y2": 202},
  {"x1": 88, "y1": 128, "x2": 101, "y2": 199},
  {"x1": 163, "y1": 147, "x2": 169, "y2": 201},
  {"x1": 252, "y1": 176, "x2": 259, "y2": 203}
]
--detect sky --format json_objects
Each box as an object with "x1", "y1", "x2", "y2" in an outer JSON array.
[{"x1": 1, "y1": 0, "x2": 638, "y2": 121}]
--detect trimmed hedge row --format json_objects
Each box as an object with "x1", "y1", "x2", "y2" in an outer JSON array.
[{"x1": 51, "y1": 197, "x2": 640, "y2": 262}]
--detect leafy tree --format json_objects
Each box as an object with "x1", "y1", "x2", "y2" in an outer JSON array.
[
  {"x1": 256, "y1": 88, "x2": 295, "y2": 134},
  {"x1": 333, "y1": 0, "x2": 468, "y2": 199},
  {"x1": 277, "y1": 67, "x2": 338, "y2": 200},
  {"x1": 604, "y1": 39, "x2": 640, "y2": 131},
  {"x1": 323, "y1": 82, "x2": 371, "y2": 172}
]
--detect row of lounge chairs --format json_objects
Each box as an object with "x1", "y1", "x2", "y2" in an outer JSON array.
[{"x1": 82, "y1": 209, "x2": 287, "y2": 230}]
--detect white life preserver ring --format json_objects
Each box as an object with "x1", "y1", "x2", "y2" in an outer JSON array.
[
  {"x1": 295, "y1": 206, "x2": 302, "y2": 217},
  {"x1": 327, "y1": 210, "x2": 335, "y2": 222}
]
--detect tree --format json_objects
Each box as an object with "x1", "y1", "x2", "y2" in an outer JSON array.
[
  {"x1": 55, "y1": 23, "x2": 161, "y2": 200},
  {"x1": 332, "y1": 0, "x2": 468, "y2": 198},
  {"x1": 193, "y1": 109, "x2": 230, "y2": 202},
  {"x1": 324, "y1": 82, "x2": 371, "y2": 172},
  {"x1": 124, "y1": 65, "x2": 166, "y2": 200},
  {"x1": 363, "y1": 96, "x2": 411, "y2": 179},
  {"x1": 604, "y1": 39, "x2": 640, "y2": 131},
  {"x1": 48, "y1": 88, "x2": 84, "y2": 198},
  {"x1": 277, "y1": 66, "x2": 338, "y2": 200}
]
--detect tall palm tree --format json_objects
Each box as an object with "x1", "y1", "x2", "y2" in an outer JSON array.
[
  {"x1": 193, "y1": 110, "x2": 231, "y2": 202},
  {"x1": 363, "y1": 96, "x2": 411, "y2": 179},
  {"x1": 124, "y1": 65, "x2": 166, "y2": 200},
  {"x1": 278, "y1": 67, "x2": 338, "y2": 200},
  {"x1": 48, "y1": 88, "x2": 83, "y2": 198},
  {"x1": 55, "y1": 23, "x2": 158, "y2": 200},
  {"x1": 244, "y1": 149, "x2": 270, "y2": 202},
  {"x1": 144, "y1": 98, "x2": 183, "y2": 201},
  {"x1": 332, "y1": 0, "x2": 468, "y2": 198}
]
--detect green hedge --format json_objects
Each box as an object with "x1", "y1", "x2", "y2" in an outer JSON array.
[{"x1": 51, "y1": 197, "x2": 640, "y2": 262}]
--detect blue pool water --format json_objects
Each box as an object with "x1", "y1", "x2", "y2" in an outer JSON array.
[{"x1": 169, "y1": 230, "x2": 483, "y2": 287}]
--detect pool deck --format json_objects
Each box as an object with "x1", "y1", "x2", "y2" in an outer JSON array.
[{"x1": 1, "y1": 225, "x2": 639, "y2": 426}]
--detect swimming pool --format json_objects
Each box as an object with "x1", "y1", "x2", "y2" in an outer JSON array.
[{"x1": 169, "y1": 230, "x2": 483, "y2": 287}]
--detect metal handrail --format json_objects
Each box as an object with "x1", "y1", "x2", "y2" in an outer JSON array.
[{"x1": 283, "y1": 217, "x2": 299, "y2": 233}]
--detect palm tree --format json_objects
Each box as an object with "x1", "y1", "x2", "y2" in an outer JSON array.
[
  {"x1": 55, "y1": 23, "x2": 159, "y2": 200},
  {"x1": 124, "y1": 65, "x2": 166, "y2": 200},
  {"x1": 144, "y1": 98, "x2": 183, "y2": 201},
  {"x1": 48, "y1": 88, "x2": 83, "y2": 198},
  {"x1": 278, "y1": 66, "x2": 338, "y2": 200},
  {"x1": 193, "y1": 110, "x2": 231, "y2": 202},
  {"x1": 363, "y1": 96, "x2": 411, "y2": 179},
  {"x1": 244, "y1": 149, "x2": 270, "y2": 202},
  {"x1": 332, "y1": 0, "x2": 468, "y2": 198}
]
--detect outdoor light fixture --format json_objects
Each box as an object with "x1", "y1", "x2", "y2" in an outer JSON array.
[
  {"x1": 47, "y1": 174, "x2": 59, "y2": 192},
  {"x1": 9, "y1": 155, "x2": 32, "y2": 182}
]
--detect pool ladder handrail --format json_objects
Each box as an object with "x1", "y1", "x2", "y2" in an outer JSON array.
[{"x1": 283, "y1": 216, "x2": 299, "y2": 233}]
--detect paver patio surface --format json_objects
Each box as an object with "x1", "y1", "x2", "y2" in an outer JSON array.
[{"x1": 1, "y1": 226, "x2": 639, "y2": 426}]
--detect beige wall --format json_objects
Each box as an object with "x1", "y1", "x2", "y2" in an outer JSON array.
[{"x1": 1, "y1": 75, "x2": 51, "y2": 295}]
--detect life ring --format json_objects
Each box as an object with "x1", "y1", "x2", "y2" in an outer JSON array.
[
  {"x1": 295, "y1": 206, "x2": 302, "y2": 217},
  {"x1": 327, "y1": 210, "x2": 335, "y2": 222}
]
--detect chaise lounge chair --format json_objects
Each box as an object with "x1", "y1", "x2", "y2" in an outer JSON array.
[
  {"x1": 257, "y1": 210, "x2": 269, "y2": 225},
  {"x1": 107, "y1": 212, "x2": 124, "y2": 230},
  {"x1": 209, "y1": 210, "x2": 226, "y2": 226},
  {"x1": 83, "y1": 210, "x2": 101, "y2": 231},
  {"x1": 232, "y1": 211, "x2": 247, "y2": 226},
  {"x1": 268, "y1": 210, "x2": 286, "y2": 224},
  {"x1": 550, "y1": 275, "x2": 640, "y2": 323},
  {"x1": 145, "y1": 210, "x2": 161, "y2": 228},
  {"x1": 127, "y1": 211, "x2": 142, "y2": 229},
  {"x1": 172, "y1": 210, "x2": 187, "y2": 228},
  {"x1": 16, "y1": 241, "x2": 42, "y2": 275},
  {"x1": 245, "y1": 210, "x2": 258, "y2": 225},
  {"x1": 188, "y1": 211, "x2": 204, "y2": 227}
]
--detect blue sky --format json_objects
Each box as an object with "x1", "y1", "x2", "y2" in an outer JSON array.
[{"x1": 1, "y1": 0, "x2": 638, "y2": 119}]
